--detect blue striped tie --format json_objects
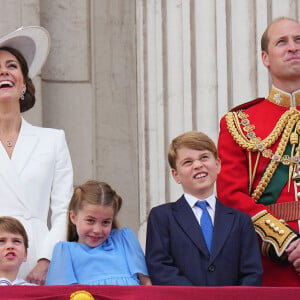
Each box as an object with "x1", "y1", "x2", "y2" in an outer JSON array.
[{"x1": 196, "y1": 201, "x2": 213, "y2": 252}]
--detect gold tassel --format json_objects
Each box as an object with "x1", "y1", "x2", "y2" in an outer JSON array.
[
  {"x1": 289, "y1": 122, "x2": 300, "y2": 191},
  {"x1": 288, "y1": 132, "x2": 298, "y2": 192}
]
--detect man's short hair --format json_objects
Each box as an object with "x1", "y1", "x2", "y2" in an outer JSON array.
[{"x1": 261, "y1": 16, "x2": 299, "y2": 53}]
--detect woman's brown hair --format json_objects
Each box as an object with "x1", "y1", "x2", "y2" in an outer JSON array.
[{"x1": 0, "y1": 46, "x2": 36, "y2": 112}]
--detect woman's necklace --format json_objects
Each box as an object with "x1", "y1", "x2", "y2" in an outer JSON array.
[
  {"x1": 0, "y1": 135, "x2": 17, "y2": 150},
  {"x1": 7, "y1": 140, "x2": 13, "y2": 147},
  {"x1": 0, "y1": 118, "x2": 21, "y2": 148}
]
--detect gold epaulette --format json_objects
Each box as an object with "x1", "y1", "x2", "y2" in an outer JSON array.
[{"x1": 252, "y1": 210, "x2": 297, "y2": 257}]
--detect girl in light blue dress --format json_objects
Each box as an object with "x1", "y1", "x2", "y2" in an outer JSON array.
[{"x1": 45, "y1": 180, "x2": 151, "y2": 285}]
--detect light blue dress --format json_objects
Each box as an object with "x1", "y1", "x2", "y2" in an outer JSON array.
[{"x1": 45, "y1": 228, "x2": 148, "y2": 285}]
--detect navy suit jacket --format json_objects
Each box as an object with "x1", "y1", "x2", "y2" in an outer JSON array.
[{"x1": 145, "y1": 195, "x2": 263, "y2": 286}]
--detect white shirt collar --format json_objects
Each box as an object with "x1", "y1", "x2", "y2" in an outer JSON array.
[
  {"x1": 184, "y1": 193, "x2": 216, "y2": 211},
  {"x1": 0, "y1": 277, "x2": 35, "y2": 285}
]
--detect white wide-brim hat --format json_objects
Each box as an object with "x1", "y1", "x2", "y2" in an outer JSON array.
[{"x1": 0, "y1": 26, "x2": 50, "y2": 79}]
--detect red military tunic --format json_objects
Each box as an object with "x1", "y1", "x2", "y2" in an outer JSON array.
[{"x1": 217, "y1": 86, "x2": 300, "y2": 286}]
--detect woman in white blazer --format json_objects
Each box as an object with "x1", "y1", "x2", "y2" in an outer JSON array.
[{"x1": 0, "y1": 26, "x2": 73, "y2": 284}]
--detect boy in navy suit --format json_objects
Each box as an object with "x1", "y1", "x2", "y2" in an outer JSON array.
[{"x1": 145, "y1": 131, "x2": 263, "y2": 286}]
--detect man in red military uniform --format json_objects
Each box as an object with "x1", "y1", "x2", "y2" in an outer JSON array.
[{"x1": 217, "y1": 17, "x2": 300, "y2": 286}]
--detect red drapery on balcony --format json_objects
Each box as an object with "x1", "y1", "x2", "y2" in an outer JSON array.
[{"x1": 1, "y1": 285, "x2": 300, "y2": 300}]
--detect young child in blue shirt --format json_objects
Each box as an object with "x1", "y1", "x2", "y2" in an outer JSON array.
[{"x1": 46, "y1": 180, "x2": 151, "y2": 285}]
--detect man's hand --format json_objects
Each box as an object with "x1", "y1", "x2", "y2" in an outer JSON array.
[{"x1": 286, "y1": 238, "x2": 300, "y2": 273}]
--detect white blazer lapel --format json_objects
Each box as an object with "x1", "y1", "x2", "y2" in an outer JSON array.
[
  {"x1": 0, "y1": 142, "x2": 27, "y2": 209},
  {"x1": 12, "y1": 118, "x2": 38, "y2": 176}
]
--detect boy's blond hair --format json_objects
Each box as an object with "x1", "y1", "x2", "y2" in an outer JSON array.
[{"x1": 168, "y1": 131, "x2": 218, "y2": 170}]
